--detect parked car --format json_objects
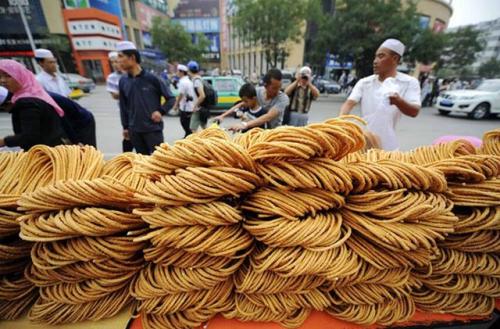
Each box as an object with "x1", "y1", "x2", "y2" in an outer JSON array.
[
  {"x1": 64, "y1": 73, "x2": 96, "y2": 93},
  {"x1": 324, "y1": 80, "x2": 341, "y2": 94},
  {"x1": 203, "y1": 76, "x2": 245, "y2": 112},
  {"x1": 169, "y1": 76, "x2": 244, "y2": 114},
  {"x1": 281, "y1": 70, "x2": 294, "y2": 90},
  {"x1": 435, "y1": 79, "x2": 500, "y2": 119}
]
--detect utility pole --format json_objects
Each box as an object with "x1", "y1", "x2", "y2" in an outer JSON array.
[{"x1": 17, "y1": 3, "x2": 38, "y2": 72}]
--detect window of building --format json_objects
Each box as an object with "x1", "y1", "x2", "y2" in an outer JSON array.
[
  {"x1": 121, "y1": 0, "x2": 128, "y2": 17},
  {"x1": 125, "y1": 26, "x2": 131, "y2": 41},
  {"x1": 129, "y1": 0, "x2": 137, "y2": 20},
  {"x1": 133, "y1": 28, "x2": 142, "y2": 48}
]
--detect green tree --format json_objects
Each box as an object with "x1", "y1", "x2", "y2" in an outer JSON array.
[
  {"x1": 438, "y1": 27, "x2": 484, "y2": 72},
  {"x1": 232, "y1": 0, "x2": 308, "y2": 68},
  {"x1": 150, "y1": 17, "x2": 210, "y2": 63},
  {"x1": 478, "y1": 58, "x2": 500, "y2": 78},
  {"x1": 307, "y1": 0, "x2": 448, "y2": 78}
]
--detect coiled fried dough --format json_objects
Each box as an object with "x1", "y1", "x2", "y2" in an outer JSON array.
[
  {"x1": 243, "y1": 212, "x2": 348, "y2": 251},
  {"x1": 242, "y1": 187, "x2": 345, "y2": 220},
  {"x1": 342, "y1": 209, "x2": 453, "y2": 251},
  {"x1": 242, "y1": 117, "x2": 364, "y2": 162},
  {"x1": 103, "y1": 152, "x2": 148, "y2": 191},
  {"x1": 235, "y1": 265, "x2": 326, "y2": 294},
  {"x1": 25, "y1": 257, "x2": 144, "y2": 286},
  {"x1": 416, "y1": 273, "x2": 500, "y2": 297},
  {"x1": 137, "y1": 279, "x2": 233, "y2": 314},
  {"x1": 0, "y1": 209, "x2": 21, "y2": 238},
  {"x1": 31, "y1": 236, "x2": 146, "y2": 270},
  {"x1": 39, "y1": 270, "x2": 138, "y2": 304},
  {"x1": 345, "y1": 189, "x2": 455, "y2": 223},
  {"x1": 136, "y1": 167, "x2": 261, "y2": 206},
  {"x1": 244, "y1": 289, "x2": 332, "y2": 313},
  {"x1": 143, "y1": 246, "x2": 238, "y2": 268},
  {"x1": 18, "y1": 207, "x2": 145, "y2": 241},
  {"x1": 134, "y1": 136, "x2": 255, "y2": 177},
  {"x1": 333, "y1": 277, "x2": 420, "y2": 305},
  {"x1": 454, "y1": 207, "x2": 499, "y2": 233},
  {"x1": 413, "y1": 288, "x2": 494, "y2": 316},
  {"x1": 250, "y1": 244, "x2": 360, "y2": 279},
  {"x1": 224, "y1": 294, "x2": 311, "y2": 329},
  {"x1": 141, "y1": 309, "x2": 213, "y2": 329},
  {"x1": 134, "y1": 201, "x2": 243, "y2": 227},
  {"x1": 431, "y1": 248, "x2": 500, "y2": 277},
  {"x1": 0, "y1": 275, "x2": 36, "y2": 301},
  {"x1": 0, "y1": 151, "x2": 25, "y2": 195},
  {"x1": 327, "y1": 295, "x2": 415, "y2": 326},
  {"x1": 136, "y1": 224, "x2": 253, "y2": 258},
  {"x1": 255, "y1": 158, "x2": 353, "y2": 193},
  {"x1": 347, "y1": 233, "x2": 432, "y2": 269},
  {"x1": 132, "y1": 259, "x2": 243, "y2": 298},
  {"x1": 427, "y1": 155, "x2": 500, "y2": 182},
  {"x1": 0, "y1": 289, "x2": 38, "y2": 320},
  {"x1": 0, "y1": 239, "x2": 32, "y2": 260},
  {"x1": 438, "y1": 230, "x2": 500, "y2": 253},
  {"x1": 29, "y1": 286, "x2": 133, "y2": 324},
  {"x1": 18, "y1": 177, "x2": 138, "y2": 213},
  {"x1": 348, "y1": 160, "x2": 447, "y2": 193},
  {"x1": 481, "y1": 129, "x2": 500, "y2": 156},
  {"x1": 447, "y1": 179, "x2": 500, "y2": 207}
]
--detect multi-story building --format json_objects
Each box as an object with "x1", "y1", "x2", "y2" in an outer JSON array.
[
  {"x1": 449, "y1": 17, "x2": 500, "y2": 72},
  {"x1": 171, "y1": 0, "x2": 222, "y2": 69},
  {"x1": 222, "y1": 0, "x2": 453, "y2": 77}
]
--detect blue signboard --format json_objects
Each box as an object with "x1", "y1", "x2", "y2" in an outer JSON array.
[
  {"x1": 88, "y1": 0, "x2": 122, "y2": 18},
  {"x1": 325, "y1": 53, "x2": 353, "y2": 70}
]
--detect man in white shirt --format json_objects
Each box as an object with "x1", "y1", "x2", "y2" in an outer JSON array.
[
  {"x1": 339, "y1": 39, "x2": 421, "y2": 150},
  {"x1": 34, "y1": 49, "x2": 71, "y2": 97},
  {"x1": 106, "y1": 51, "x2": 132, "y2": 152},
  {"x1": 172, "y1": 64, "x2": 197, "y2": 137}
]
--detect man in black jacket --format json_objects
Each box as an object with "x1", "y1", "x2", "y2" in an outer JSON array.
[{"x1": 117, "y1": 41, "x2": 175, "y2": 155}]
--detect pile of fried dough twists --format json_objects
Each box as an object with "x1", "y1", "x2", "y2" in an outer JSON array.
[{"x1": 0, "y1": 118, "x2": 498, "y2": 329}]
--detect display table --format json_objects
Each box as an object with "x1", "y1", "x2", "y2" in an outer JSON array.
[{"x1": 127, "y1": 310, "x2": 493, "y2": 329}]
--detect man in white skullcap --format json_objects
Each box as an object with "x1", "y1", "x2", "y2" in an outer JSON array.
[
  {"x1": 34, "y1": 48, "x2": 71, "y2": 97},
  {"x1": 116, "y1": 41, "x2": 175, "y2": 155},
  {"x1": 172, "y1": 63, "x2": 196, "y2": 137},
  {"x1": 340, "y1": 38, "x2": 421, "y2": 150},
  {"x1": 284, "y1": 65, "x2": 320, "y2": 126},
  {"x1": 106, "y1": 51, "x2": 132, "y2": 152}
]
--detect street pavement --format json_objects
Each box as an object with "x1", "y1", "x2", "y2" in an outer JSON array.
[{"x1": 0, "y1": 85, "x2": 498, "y2": 158}]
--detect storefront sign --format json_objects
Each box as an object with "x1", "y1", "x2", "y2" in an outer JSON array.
[
  {"x1": 72, "y1": 36, "x2": 119, "y2": 50},
  {"x1": 68, "y1": 19, "x2": 122, "y2": 38}
]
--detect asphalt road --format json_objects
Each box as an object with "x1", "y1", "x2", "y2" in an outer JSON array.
[{"x1": 1, "y1": 85, "x2": 498, "y2": 158}]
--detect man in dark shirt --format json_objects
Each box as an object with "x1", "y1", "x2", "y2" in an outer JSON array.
[{"x1": 117, "y1": 41, "x2": 175, "y2": 155}]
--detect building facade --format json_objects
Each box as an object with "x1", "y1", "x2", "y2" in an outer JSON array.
[
  {"x1": 171, "y1": 0, "x2": 221, "y2": 69},
  {"x1": 222, "y1": 0, "x2": 453, "y2": 77},
  {"x1": 454, "y1": 18, "x2": 500, "y2": 72}
]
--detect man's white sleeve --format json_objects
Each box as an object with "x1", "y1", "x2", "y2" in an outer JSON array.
[
  {"x1": 348, "y1": 79, "x2": 363, "y2": 102},
  {"x1": 404, "y1": 78, "x2": 422, "y2": 106}
]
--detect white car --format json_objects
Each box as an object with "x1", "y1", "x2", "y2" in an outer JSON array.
[{"x1": 435, "y1": 79, "x2": 500, "y2": 119}]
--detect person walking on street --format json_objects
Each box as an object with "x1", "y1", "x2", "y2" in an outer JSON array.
[
  {"x1": 214, "y1": 68, "x2": 289, "y2": 132},
  {"x1": 172, "y1": 64, "x2": 196, "y2": 138},
  {"x1": 339, "y1": 39, "x2": 420, "y2": 150},
  {"x1": 107, "y1": 51, "x2": 133, "y2": 152},
  {"x1": 284, "y1": 66, "x2": 319, "y2": 126},
  {"x1": 0, "y1": 60, "x2": 67, "y2": 150},
  {"x1": 117, "y1": 41, "x2": 175, "y2": 155},
  {"x1": 34, "y1": 48, "x2": 71, "y2": 97},
  {"x1": 187, "y1": 60, "x2": 207, "y2": 133}
]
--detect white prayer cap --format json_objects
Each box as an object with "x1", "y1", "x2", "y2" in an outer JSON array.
[
  {"x1": 116, "y1": 41, "x2": 137, "y2": 52},
  {"x1": 0, "y1": 86, "x2": 8, "y2": 105},
  {"x1": 299, "y1": 66, "x2": 312, "y2": 76},
  {"x1": 34, "y1": 48, "x2": 54, "y2": 59},
  {"x1": 379, "y1": 38, "x2": 405, "y2": 56},
  {"x1": 177, "y1": 64, "x2": 188, "y2": 72},
  {"x1": 108, "y1": 51, "x2": 118, "y2": 59}
]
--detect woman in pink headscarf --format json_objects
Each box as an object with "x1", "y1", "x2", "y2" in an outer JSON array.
[{"x1": 0, "y1": 59, "x2": 67, "y2": 150}]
